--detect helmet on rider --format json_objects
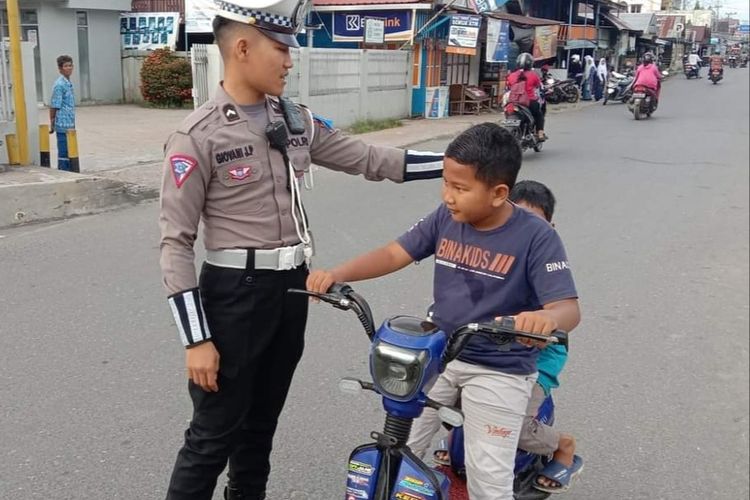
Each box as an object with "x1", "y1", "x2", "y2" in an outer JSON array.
[
  {"x1": 517, "y1": 52, "x2": 534, "y2": 70},
  {"x1": 642, "y1": 52, "x2": 654, "y2": 65}
]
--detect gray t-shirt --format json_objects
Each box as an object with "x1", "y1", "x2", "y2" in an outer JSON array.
[{"x1": 397, "y1": 203, "x2": 578, "y2": 375}]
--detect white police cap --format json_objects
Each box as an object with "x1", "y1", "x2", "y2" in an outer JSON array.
[{"x1": 214, "y1": 0, "x2": 311, "y2": 48}]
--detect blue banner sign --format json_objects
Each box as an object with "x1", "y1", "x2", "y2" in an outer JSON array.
[
  {"x1": 333, "y1": 10, "x2": 413, "y2": 42},
  {"x1": 486, "y1": 18, "x2": 510, "y2": 62},
  {"x1": 738, "y1": 24, "x2": 750, "y2": 33}
]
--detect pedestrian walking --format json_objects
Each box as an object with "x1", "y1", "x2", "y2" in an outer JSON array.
[
  {"x1": 581, "y1": 55, "x2": 595, "y2": 101},
  {"x1": 158, "y1": 1, "x2": 443, "y2": 499},
  {"x1": 594, "y1": 57, "x2": 608, "y2": 101},
  {"x1": 49, "y1": 55, "x2": 76, "y2": 171},
  {"x1": 568, "y1": 54, "x2": 583, "y2": 87}
]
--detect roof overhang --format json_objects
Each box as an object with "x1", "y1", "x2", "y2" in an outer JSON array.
[{"x1": 313, "y1": 3, "x2": 432, "y2": 11}]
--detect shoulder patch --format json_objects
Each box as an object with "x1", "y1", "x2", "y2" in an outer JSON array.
[
  {"x1": 313, "y1": 114, "x2": 334, "y2": 132},
  {"x1": 177, "y1": 102, "x2": 216, "y2": 134},
  {"x1": 170, "y1": 154, "x2": 198, "y2": 188},
  {"x1": 223, "y1": 104, "x2": 240, "y2": 122}
]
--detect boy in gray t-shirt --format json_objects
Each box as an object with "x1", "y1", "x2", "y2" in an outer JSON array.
[{"x1": 306, "y1": 123, "x2": 580, "y2": 499}]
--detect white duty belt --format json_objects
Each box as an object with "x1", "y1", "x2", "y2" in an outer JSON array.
[{"x1": 206, "y1": 243, "x2": 307, "y2": 271}]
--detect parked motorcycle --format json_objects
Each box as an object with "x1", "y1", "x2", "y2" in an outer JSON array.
[
  {"x1": 603, "y1": 71, "x2": 633, "y2": 105},
  {"x1": 543, "y1": 77, "x2": 579, "y2": 104},
  {"x1": 289, "y1": 284, "x2": 567, "y2": 500},
  {"x1": 728, "y1": 57, "x2": 738, "y2": 68},
  {"x1": 502, "y1": 103, "x2": 545, "y2": 152},
  {"x1": 627, "y1": 84, "x2": 657, "y2": 120},
  {"x1": 709, "y1": 67, "x2": 723, "y2": 84},
  {"x1": 683, "y1": 64, "x2": 700, "y2": 79}
]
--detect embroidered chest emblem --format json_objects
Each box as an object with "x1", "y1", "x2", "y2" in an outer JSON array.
[
  {"x1": 228, "y1": 165, "x2": 254, "y2": 180},
  {"x1": 170, "y1": 155, "x2": 198, "y2": 188}
]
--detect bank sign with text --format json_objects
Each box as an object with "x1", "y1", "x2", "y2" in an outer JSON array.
[{"x1": 333, "y1": 10, "x2": 413, "y2": 42}]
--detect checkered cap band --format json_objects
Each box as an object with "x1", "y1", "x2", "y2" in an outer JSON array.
[{"x1": 216, "y1": 0, "x2": 294, "y2": 32}]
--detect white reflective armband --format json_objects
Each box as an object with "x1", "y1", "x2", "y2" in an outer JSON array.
[{"x1": 167, "y1": 287, "x2": 212, "y2": 348}]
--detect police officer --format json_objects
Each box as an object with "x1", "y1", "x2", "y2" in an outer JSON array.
[{"x1": 159, "y1": 1, "x2": 443, "y2": 499}]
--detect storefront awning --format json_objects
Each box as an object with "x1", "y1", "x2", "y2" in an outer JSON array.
[
  {"x1": 563, "y1": 40, "x2": 598, "y2": 50},
  {"x1": 313, "y1": 0, "x2": 431, "y2": 10},
  {"x1": 601, "y1": 12, "x2": 635, "y2": 32},
  {"x1": 487, "y1": 12, "x2": 563, "y2": 27}
]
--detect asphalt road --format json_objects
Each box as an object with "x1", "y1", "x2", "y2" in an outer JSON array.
[{"x1": 1, "y1": 68, "x2": 748, "y2": 500}]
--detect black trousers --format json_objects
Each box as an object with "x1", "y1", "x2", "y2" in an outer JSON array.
[
  {"x1": 166, "y1": 263, "x2": 309, "y2": 500},
  {"x1": 528, "y1": 100, "x2": 545, "y2": 132}
]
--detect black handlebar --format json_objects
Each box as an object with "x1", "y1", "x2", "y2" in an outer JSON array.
[
  {"x1": 288, "y1": 283, "x2": 376, "y2": 339},
  {"x1": 441, "y1": 316, "x2": 568, "y2": 366},
  {"x1": 289, "y1": 284, "x2": 568, "y2": 364}
]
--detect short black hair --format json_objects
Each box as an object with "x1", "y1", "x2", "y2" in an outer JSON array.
[
  {"x1": 212, "y1": 16, "x2": 245, "y2": 53},
  {"x1": 445, "y1": 122, "x2": 522, "y2": 189},
  {"x1": 56, "y1": 55, "x2": 73, "y2": 69},
  {"x1": 509, "y1": 180, "x2": 556, "y2": 222}
]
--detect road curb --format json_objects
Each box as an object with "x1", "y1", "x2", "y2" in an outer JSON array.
[{"x1": 0, "y1": 167, "x2": 158, "y2": 229}]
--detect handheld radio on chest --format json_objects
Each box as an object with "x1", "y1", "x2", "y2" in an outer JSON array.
[{"x1": 265, "y1": 121, "x2": 313, "y2": 262}]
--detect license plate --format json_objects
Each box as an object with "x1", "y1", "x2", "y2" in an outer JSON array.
[
  {"x1": 607, "y1": 88, "x2": 615, "y2": 94},
  {"x1": 632, "y1": 92, "x2": 646, "y2": 98},
  {"x1": 503, "y1": 119, "x2": 521, "y2": 126}
]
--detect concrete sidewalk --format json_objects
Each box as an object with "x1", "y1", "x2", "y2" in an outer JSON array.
[{"x1": 1, "y1": 99, "x2": 594, "y2": 228}]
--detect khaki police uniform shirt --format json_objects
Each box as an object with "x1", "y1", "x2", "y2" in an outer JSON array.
[{"x1": 160, "y1": 85, "x2": 408, "y2": 295}]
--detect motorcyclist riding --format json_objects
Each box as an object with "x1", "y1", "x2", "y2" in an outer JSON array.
[
  {"x1": 632, "y1": 51, "x2": 662, "y2": 107},
  {"x1": 687, "y1": 50, "x2": 702, "y2": 77},
  {"x1": 709, "y1": 50, "x2": 724, "y2": 78},
  {"x1": 506, "y1": 52, "x2": 547, "y2": 141}
]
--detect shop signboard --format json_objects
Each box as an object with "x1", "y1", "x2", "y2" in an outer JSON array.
[
  {"x1": 486, "y1": 18, "x2": 510, "y2": 62},
  {"x1": 447, "y1": 14, "x2": 481, "y2": 55},
  {"x1": 469, "y1": 0, "x2": 509, "y2": 14},
  {"x1": 532, "y1": 25, "x2": 559, "y2": 60},
  {"x1": 364, "y1": 17, "x2": 386, "y2": 44},
  {"x1": 333, "y1": 10, "x2": 412, "y2": 42}
]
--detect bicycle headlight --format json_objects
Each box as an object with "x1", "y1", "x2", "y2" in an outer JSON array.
[
  {"x1": 372, "y1": 342, "x2": 427, "y2": 401},
  {"x1": 368, "y1": 316, "x2": 446, "y2": 404}
]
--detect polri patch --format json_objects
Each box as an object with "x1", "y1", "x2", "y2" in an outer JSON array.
[
  {"x1": 170, "y1": 155, "x2": 198, "y2": 188},
  {"x1": 223, "y1": 104, "x2": 240, "y2": 122}
]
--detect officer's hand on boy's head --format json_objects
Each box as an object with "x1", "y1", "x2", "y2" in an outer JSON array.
[
  {"x1": 511, "y1": 311, "x2": 557, "y2": 349},
  {"x1": 306, "y1": 269, "x2": 336, "y2": 297},
  {"x1": 186, "y1": 341, "x2": 220, "y2": 392}
]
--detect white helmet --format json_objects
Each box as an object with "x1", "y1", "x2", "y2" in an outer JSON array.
[{"x1": 214, "y1": 0, "x2": 312, "y2": 48}]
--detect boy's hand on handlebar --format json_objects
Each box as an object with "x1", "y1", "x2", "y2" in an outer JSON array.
[
  {"x1": 306, "y1": 269, "x2": 337, "y2": 296},
  {"x1": 511, "y1": 311, "x2": 558, "y2": 348}
]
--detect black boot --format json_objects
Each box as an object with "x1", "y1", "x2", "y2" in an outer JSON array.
[{"x1": 224, "y1": 485, "x2": 266, "y2": 500}]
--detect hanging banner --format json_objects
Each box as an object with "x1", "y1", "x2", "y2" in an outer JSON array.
[
  {"x1": 469, "y1": 0, "x2": 509, "y2": 14},
  {"x1": 121, "y1": 12, "x2": 179, "y2": 50},
  {"x1": 186, "y1": 0, "x2": 217, "y2": 33},
  {"x1": 532, "y1": 25, "x2": 559, "y2": 60},
  {"x1": 486, "y1": 18, "x2": 510, "y2": 62},
  {"x1": 364, "y1": 17, "x2": 386, "y2": 44},
  {"x1": 333, "y1": 10, "x2": 413, "y2": 42},
  {"x1": 447, "y1": 14, "x2": 481, "y2": 55}
]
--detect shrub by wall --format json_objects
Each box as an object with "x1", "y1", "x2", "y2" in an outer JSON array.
[{"x1": 140, "y1": 48, "x2": 192, "y2": 107}]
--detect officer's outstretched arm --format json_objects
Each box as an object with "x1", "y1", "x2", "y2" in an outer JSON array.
[{"x1": 306, "y1": 112, "x2": 443, "y2": 182}]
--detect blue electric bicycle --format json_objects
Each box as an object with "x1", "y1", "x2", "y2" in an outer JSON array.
[{"x1": 290, "y1": 283, "x2": 567, "y2": 500}]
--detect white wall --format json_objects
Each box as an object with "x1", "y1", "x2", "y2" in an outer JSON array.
[
  {"x1": 87, "y1": 9, "x2": 125, "y2": 102},
  {"x1": 621, "y1": 0, "x2": 662, "y2": 13},
  {"x1": 35, "y1": 2, "x2": 124, "y2": 104},
  {"x1": 193, "y1": 46, "x2": 413, "y2": 128},
  {"x1": 38, "y1": 3, "x2": 78, "y2": 104}
]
